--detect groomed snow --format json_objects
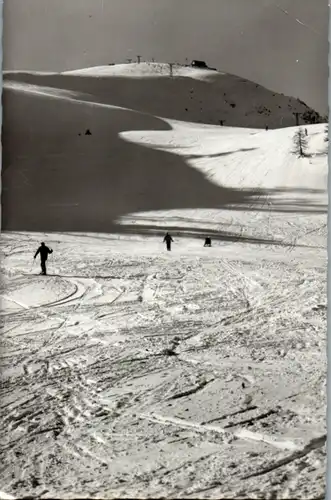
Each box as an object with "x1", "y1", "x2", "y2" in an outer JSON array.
[{"x1": 0, "y1": 72, "x2": 327, "y2": 499}]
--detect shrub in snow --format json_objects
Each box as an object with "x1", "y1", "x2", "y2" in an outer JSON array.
[
  {"x1": 292, "y1": 128, "x2": 309, "y2": 157},
  {"x1": 302, "y1": 109, "x2": 323, "y2": 124}
]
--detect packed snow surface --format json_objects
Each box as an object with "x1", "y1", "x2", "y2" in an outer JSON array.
[{"x1": 0, "y1": 74, "x2": 327, "y2": 499}]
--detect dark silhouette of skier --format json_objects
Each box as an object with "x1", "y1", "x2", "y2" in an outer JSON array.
[
  {"x1": 305, "y1": 128, "x2": 308, "y2": 136},
  {"x1": 163, "y1": 232, "x2": 174, "y2": 251},
  {"x1": 265, "y1": 125, "x2": 269, "y2": 131},
  {"x1": 34, "y1": 242, "x2": 53, "y2": 275},
  {"x1": 204, "y1": 237, "x2": 212, "y2": 247}
]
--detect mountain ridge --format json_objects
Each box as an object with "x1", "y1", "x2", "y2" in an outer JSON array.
[{"x1": 3, "y1": 62, "x2": 325, "y2": 129}]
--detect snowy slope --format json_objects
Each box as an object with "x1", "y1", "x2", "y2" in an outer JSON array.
[
  {"x1": 119, "y1": 120, "x2": 327, "y2": 245},
  {"x1": 2, "y1": 75, "x2": 327, "y2": 234},
  {"x1": 62, "y1": 62, "x2": 222, "y2": 80},
  {"x1": 4, "y1": 62, "x2": 323, "y2": 129},
  {"x1": 0, "y1": 71, "x2": 327, "y2": 498}
]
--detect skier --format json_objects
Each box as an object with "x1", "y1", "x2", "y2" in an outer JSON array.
[
  {"x1": 34, "y1": 242, "x2": 53, "y2": 275},
  {"x1": 305, "y1": 128, "x2": 308, "y2": 136},
  {"x1": 163, "y1": 232, "x2": 174, "y2": 251},
  {"x1": 265, "y1": 125, "x2": 269, "y2": 131},
  {"x1": 204, "y1": 237, "x2": 212, "y2": 247}
]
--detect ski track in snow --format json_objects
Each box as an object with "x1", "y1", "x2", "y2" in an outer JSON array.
[{"x1": 0, "y1": 123, "x2": 327, "y2": 498}]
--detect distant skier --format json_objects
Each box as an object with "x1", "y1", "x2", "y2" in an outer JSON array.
[
  {"x1": 34, "y1": 242, "x2": 53, "y2": 275},
  {"x1": 305, "y1": 128, "x2": 308, "y2": 136},
  {"x1": 204, "y1": 237, "x2": 212, "y2": 247},
  {"x1": 163, "y1": 232, "x2": 174, "y2": 251},
  {"x1": 265, "y1": 125, "x2": 269, "y2": 131}
]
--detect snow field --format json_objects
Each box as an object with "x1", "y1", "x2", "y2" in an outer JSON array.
[{"x1": 0, "y1": 64, "x2": 327, "y2": 498}]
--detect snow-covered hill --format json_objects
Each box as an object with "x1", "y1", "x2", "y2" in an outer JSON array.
[
  {"x1": 2, "y1": 74, "x2": 327, "y2": 234},
  {"x1": 4, "y1": 62, "x2": 323, "y2": 129},
  {"x1": 1, "y1": 66, "x2": 327, "y2": 498},
  {"x1": 118, "y1": 119, "x2": 327, "y2": 248}
]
